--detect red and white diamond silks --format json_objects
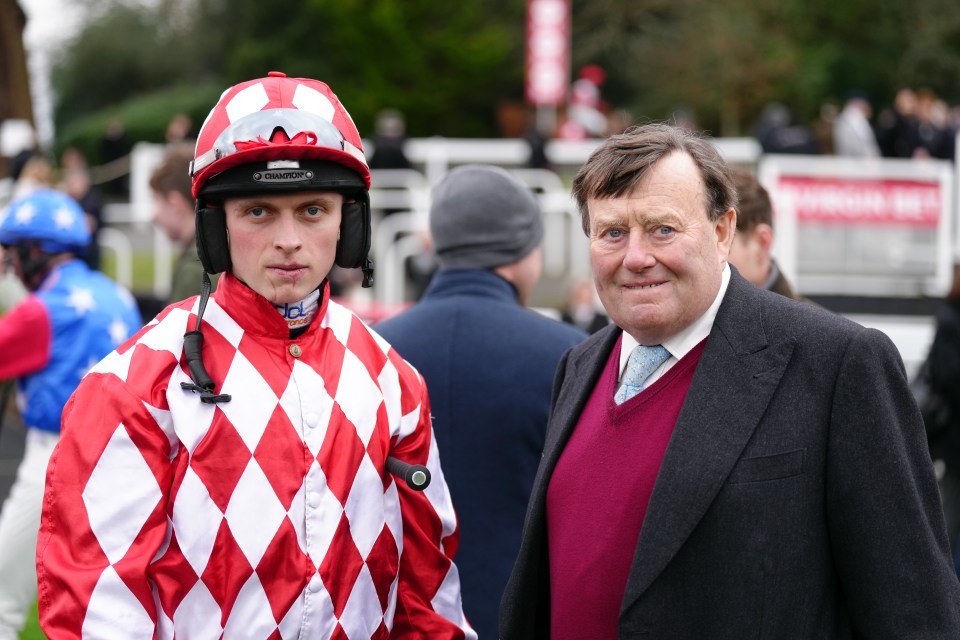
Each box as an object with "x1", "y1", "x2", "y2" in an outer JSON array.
[{"x1": 37, "y1": 273, "x2": 475, "y2": 640}]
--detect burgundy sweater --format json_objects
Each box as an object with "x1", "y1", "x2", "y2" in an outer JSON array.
[{"x1": 546, "y1": 337, "x2": 707, "y2": 639}]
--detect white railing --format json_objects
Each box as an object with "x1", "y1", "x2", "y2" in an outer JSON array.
[
  {"x1": 1, "y1": 133, "x2": 949, "y2": 375},
  {"x1": 97, "y1": 226, "x2": 133, "y2": 290},
  {"x1": 82, "y1": 136, "x2": 957, "y2": 313}
]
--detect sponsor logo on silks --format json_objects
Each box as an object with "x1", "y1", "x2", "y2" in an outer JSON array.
[
  {"x1": 274, "y1": 289, "x2": 320, "y2": 329},
  {"x1": 276, "y1": 300, "x2": 307, "y2": 320},
  {"x1": 253, "y1": 169, "x2": 315, "y2": 183},
  {"x1": 286, "y1": 316, "x2": 310, "y2": 328}
]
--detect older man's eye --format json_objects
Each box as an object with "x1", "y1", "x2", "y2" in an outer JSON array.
[{"x1": 607, "y1": 228, "x2": 623, "y2": 239}]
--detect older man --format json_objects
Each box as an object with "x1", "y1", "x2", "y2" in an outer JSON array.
[{"x1": 500, "y1": 122, "x2": 960, "y2": 638}]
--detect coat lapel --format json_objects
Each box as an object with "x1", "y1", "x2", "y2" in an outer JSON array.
[
  {"x1": 541, "y1": 324, "x2": 621, "y2": 467},
  {"x1": 509, "y1": 324, "x2": 619, "y2": 629},
  {"x1": 620, "y1": 272, "x2": 797, "y2": 610}
]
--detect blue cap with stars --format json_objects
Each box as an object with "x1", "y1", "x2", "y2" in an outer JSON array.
[{"x1": 0, "y1": 188, "x2": 91, "y2": 254}]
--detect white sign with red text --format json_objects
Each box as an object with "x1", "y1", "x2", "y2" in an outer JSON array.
[
  {"x1": 776, "y1": 176, "x2": 942, "y2": 227},
  {"x1": 757, "y1": 155, "x2": 955, "y2": 296}
]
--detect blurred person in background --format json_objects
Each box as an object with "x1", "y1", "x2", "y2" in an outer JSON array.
[
  {"x1": 876, "y1": 88, "x2": 921, "y2": 159},
  {"x1": 914, "y1": 88, "x2": 954, "y2": 160},
  {"x1": 0, "y1": 189, "x2": 140, "y2": 640},
  {"x1": 923, "y1": 259, "x2": 960, "y2": 569},
  {"x1": 98, "y1": 116, "x2": 131, "y2": 198},
  {"x1": 366, "y1": 108, "x2": 436, "y2": 299},
  {"x1": 558, "y1": 65, "x2": 608, "y2": 140},
  {"x1": 727, "y1": 166, "x2": 808, "y2": 302},
  {"x1": 164, "y1": 112, "x2": 195, "y2": 144},
  {"x1": 521, "y1": 105, "x2": 552, "y2": 171},
  {"x1": 832, "y1": 91, "x2": 881, "y2": 157},
  {"x1": 9, "y1": 154, "x2": 52, "y2": 202},
  {"x1": 61, "y1": 162, "x2": 105, "y2": 271},
  {"x1": 37, "y1": 72, "x2": 474, "y2": 639},
  {"x1": 0, "y1": 154, "x2": 54, "y2": 314},
  {"x1": 375, "y1": 164, "x2": 587, "y2": 639},
  {"x1": 810, "y1": 101, "x2": 839, "y2": 156},
  {"x1": 368, "y1": 108, "x2": 412, "y2": 172},
  {"x1": 149, "y1": 143, "x2": 215, "y2": 304},
  {"x1": 753, "y1": 102, "x2": 819, "y2": 155},
  {"x1": 561, "y1": 276, "x2": 610, "y2": 334}
]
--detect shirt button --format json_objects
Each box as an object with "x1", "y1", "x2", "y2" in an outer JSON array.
[
  {"x1": 305, "y1": 412, "x2": 319, "y2": 429},
  {"x1": 290, "y1": 344, "x2": 302, "y2": 357}
]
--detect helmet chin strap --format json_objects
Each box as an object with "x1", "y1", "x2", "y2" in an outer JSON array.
[
  {"x1": 361, "y1": 257, "x2": 374, "y2": 287},
  {"x1": 180, "y1": 271, "x2": 232, "y2": 404}
]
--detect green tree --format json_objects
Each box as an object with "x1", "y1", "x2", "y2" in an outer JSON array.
[
  {"x1": 50, "y1": 0, "x2": 525, "y2": 151},
  {"x1": 570, "y1": 0, "x2": 959, "y2": 135},
  {"x1": 49, "y1": 0, "x2": 960, "y2": 149}
]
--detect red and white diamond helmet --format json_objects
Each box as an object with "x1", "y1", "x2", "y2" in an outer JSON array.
[
  {"x1": 189, "y1": 72, "x2": 374, "y2": 278},
  {"x1": 190, "y1": 71, "x2": 370, "y2": 198}
]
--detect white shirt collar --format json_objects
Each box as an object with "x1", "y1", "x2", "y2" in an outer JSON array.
[{"x1": 619, "y1": 263, "x2": 731, "y2": 379}]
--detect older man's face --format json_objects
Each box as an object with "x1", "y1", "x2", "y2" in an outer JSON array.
[{"x1": 587, "y1": 151, "x2": 735, "y2": 345}]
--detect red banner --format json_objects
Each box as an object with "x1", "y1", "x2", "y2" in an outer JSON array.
[
  {"x1": 526, "y1": 0, "x2": 569, "y2": 107},
  {"x1": 776, "y1": 176, "x2": 943, "y2": 227}
]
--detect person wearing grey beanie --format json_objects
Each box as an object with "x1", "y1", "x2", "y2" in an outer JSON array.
[
  {"x1": 375, "y1": 164, "x2": 586, "y2": 638},
  {"x1": 430, "y1": 164, "x2": 544, "y2": 274}
]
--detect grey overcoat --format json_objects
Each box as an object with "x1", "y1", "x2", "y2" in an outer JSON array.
[{"x1": 500, "y1": 268, "x2": 960, "y2": 639}]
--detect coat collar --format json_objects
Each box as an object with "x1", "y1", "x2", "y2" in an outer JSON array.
[{"x1": 421, "y1": 268, "x2": 519, "y2": 304}]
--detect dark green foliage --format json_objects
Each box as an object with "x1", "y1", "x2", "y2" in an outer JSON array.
[
  {"x1": 49, "y1": 0, "x2": 960, "y2": 150},
  {"x1": 570, "y1": 0, "x2": 960, "y2": 135},
  {"x1": 50, "y1": 0, "x2": 525, "y2": 151},
  {"x1": 54, "y1": 82, "x2": 223, "y2": 164}
]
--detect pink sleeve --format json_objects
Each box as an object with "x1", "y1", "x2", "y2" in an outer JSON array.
[{"x1": 0, "y1": 296, "x2": 52, "y2": 379}]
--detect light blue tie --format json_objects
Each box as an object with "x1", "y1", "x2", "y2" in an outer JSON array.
[{"x1": 615, "y1": 344, "x2": 671, "y2": 404}]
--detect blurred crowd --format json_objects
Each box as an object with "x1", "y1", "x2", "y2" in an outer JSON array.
[
  {"x1": 752, "y1": 87, "x2": 959, "y2": 161},
  {"x1": 549, "y1": 77, "x2": 960, "y2": 165}
]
